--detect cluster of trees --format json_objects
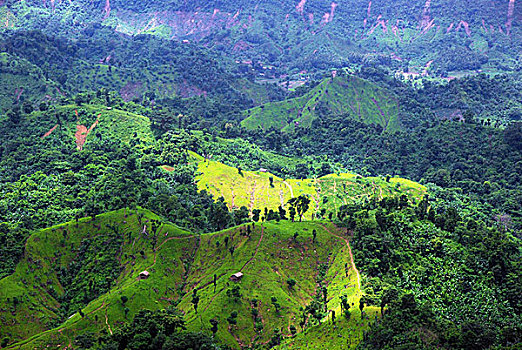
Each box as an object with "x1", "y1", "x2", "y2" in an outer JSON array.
[
  {"x1": 0, "y1": 104, "x2": 250, "y2": 278},
  {"x1": 342, "y1": 194, "x2": 521, "y2": 349},
  {"x1": 75, "y1": 308, "x2": 221, "y2": 349}
]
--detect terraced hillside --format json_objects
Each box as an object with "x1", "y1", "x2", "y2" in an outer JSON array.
[
  {"x1": 179, "y1": 151, "x2": 426, "y2": 220},
  {"x1": 241, "y1": 75, "x2": 401, "y2": 132},
  {"x1": 0, "y1": 208, "x2": 367, "y2": 349}
]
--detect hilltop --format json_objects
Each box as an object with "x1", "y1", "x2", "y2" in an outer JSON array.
[
  {"x1": 0, "y1": 208, "x2": 368, "y2": 349},
  {"x1": 241, "y1": 74, "x2": 401, "y2": 132}
]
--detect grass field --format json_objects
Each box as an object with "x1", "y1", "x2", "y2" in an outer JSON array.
[
  {"x1": 186, "y1": 152, "x2": 426, "y2": 220},
  {"x1": 1, "y1": 208, "x2": 371, "y2": 349}
]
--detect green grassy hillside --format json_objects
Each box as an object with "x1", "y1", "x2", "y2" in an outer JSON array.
[
  {"x1": 241, "y1": 75, "x2": 400, "y2": 132},
  {"x1": 182, "y1": 152, "x2": 425, "y2": 220},
  {"x1": 0, "y1": 208, "x2": 367, "y2": 349}
]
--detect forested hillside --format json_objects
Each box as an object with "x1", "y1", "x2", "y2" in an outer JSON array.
[{"x1": 2, "y1": 0, "x2": 520, "y2": 74}]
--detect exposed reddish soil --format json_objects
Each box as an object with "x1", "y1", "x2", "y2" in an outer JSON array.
[
  {"x1": 41, "y1": 124, "x2": 58, "y2": 139},
  {"x1": 75, "y1": 114, "x2": 100, "y2": 151},
  {"x1": 161, "y1": 165, "x2": 175, "y2": 172}
]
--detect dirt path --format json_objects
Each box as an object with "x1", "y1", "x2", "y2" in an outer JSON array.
[
  {"x1": 105, "y1": 305, "x2": 113, "y2": 335},
  {"x1": 240, "y1": 225, "x2": 264, "y2": 272},
  {"x1": 41, "y1": 124, "x2": 58, "y2": 139},
  {"x1": 283, "y1": 181, "x2": 294, "y2": 198},
  {"x1": 319, "y1": 223, "x2": 360, "y2": 290}
]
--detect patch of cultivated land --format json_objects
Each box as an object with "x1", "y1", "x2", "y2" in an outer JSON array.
[
  {"x1": 241, "y1": 75, "x2": 401, "y2": 132},
  {"x1": 185, "y1": 152, "x2": 426, "y2": 219}
]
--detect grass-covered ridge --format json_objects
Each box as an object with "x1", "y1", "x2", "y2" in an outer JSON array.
[
  {"x1": 241, "y1": 74, "x2": 401, "y2": 132},
  {"x1": 183, "y1": 151, "x2": 426, "y2": 220},
  {"x1": 0, "y1": 208, "x2": 367, "y2": 349}
]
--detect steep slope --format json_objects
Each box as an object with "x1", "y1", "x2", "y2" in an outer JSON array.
[
  {"x1": 0, "y1": 208, "x2": 364, "y2": 349},
  {"x1": 2, "y1": 0, "x2": 519, "y2": 73},
  {"x1": 180, "y1": 151, "x2": 426, "y2": 220},
  {"x1": 241, "y1": 75, "x2": 401, "y2": 132}
]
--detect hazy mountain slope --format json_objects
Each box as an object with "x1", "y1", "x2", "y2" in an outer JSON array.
[{"x1": 1, "y1": 0, "x2": 519, "y2": 73}]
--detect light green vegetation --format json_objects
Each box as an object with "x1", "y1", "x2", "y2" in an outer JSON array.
[
  {"x1": 54, "y1": 104, "x2": 155, "y2": 144},
  {"x1": 0, "y1": 209, "x2": 365, "y2": 350},
  {"x1": 277, "y1": 306, "x2": 380, "y2": 350},
  {"x1": 189, "y1": 152, "x2": 426, "y2": 219},
  {"x1": 241, "y1": 75, "x2": 401, "y2": 132}
]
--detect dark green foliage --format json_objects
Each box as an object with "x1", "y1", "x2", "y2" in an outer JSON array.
[
  {"x1": 288, "y1": 195, "x2": 311, "y2": 222},
  {"x1": 226, "y1": 285, "x2": 242, "y2": 302},
  {"x1": 227, "y1": 311, "x2": 238, "y2": 326},
  {"x1": 209, "y1": 319, "x2": 218, "y2": 336},
  {"x1": 348, "y1": 195, "x2": 521, "y2": 349},
  {"x1": 99, "y1": 308, "x2": 219, "y2": 350},
  {"x1": 0, "y1": 105, "x2": 242, "y2": 278}
]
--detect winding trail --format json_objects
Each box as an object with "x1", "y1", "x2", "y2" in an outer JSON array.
[
  {"x1": 283, "y1": 180, "x2": 294, "y2": 198},
  {"x1": 105, "y1": 305, "x2": 113, "y2": 335},
  {"x1": 319, "y1": 223, "x2": 360, "y2": 290}
]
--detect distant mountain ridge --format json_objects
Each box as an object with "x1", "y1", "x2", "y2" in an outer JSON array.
[{"x1": 1, "y1": 0, "x2": 520, "y2": 73}]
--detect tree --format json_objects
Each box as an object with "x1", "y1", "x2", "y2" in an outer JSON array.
[
  {"x1": 271, "y1": 296, "x2": 281, "y2": 313},
  {"x1": 226, "y1": 286, "x2": 242, "y2": 302},
  {"x1": 7, "y1": 106, "x2": 21, "y2": 124},
  {"x1": 227, "y1": 311, "x2": 238, "y2": 325},
  {"x1": 359, "y1": 296, "x2": 366, "y2": 316},
  {"x1": 252, "y1": 209, "x2": 261, "y2": 222},
  {"x1": 289, "y1": 207, "x2": 296, "y2": 222},
  {"x1": 504, "y1": 122, "x2": 522, "y2": 150},
  {"x1": 278, "y1": 206, "x2": 287, "y2": 220},
  {"x1": 191, "y1": 289, "x2": 199, "y2": 314},
  {"x1": 288, "y1": 195, "x2": 311, "y2": 221},
  {"x1": 380, "y1": 287, "x2": 398, "y2": 316},
  {"x1": 209, "y1": 319, "x2": 218, "y2": 336},
  {"x1": 287, "y1": 278, "x2": 296, "y2": 289}
]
